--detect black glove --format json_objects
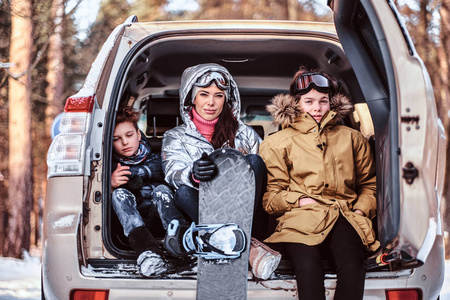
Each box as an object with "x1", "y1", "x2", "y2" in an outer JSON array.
[
  {"x1": 192, "y1": 152, "x2": 217, "y2": 182},
  {"x1": 123, "y1": 174, "x2": 144, "y2": 191},
  {"x1": 127, "y1": 153, "x2": 164, "y2": 183},
  {"x1": 128, "y1": 165, "x2": 152, "y2": 182}
]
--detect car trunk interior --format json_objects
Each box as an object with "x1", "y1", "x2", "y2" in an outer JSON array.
[{"x1": 97, "y1": 30, "x2": 392, "y2": 278}]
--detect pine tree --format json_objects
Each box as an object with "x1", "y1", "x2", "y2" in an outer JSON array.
[
  {"x1": 0, "y1": 0, "x2": 11, "y2": 257},
  {"x1": 4, "y1": 0, "x2": 34, "y2": 258}
]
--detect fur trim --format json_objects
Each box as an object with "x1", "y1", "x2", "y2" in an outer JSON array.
[
  {"x1": 266, "y1": 94, "x2": 302, "y2": 128},
  {"x1": 267, "y1": 93, "x2": 354, "y2": 127},
  {"x1": 330, "y1": 93, "x2": 354, "y2": 120}
]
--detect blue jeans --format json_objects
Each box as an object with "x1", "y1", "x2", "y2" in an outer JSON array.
[{"x1": 174, "y1": 154, "x2": 269, "y2": 240}]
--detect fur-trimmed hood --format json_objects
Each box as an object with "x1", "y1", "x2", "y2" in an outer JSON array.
[{"x1": 266, "y1": 93, "x2": 354, "y2": 128}]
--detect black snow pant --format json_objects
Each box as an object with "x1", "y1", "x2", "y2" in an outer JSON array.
[{"x1": 283, "y1": 216, "x2": 366, "y2": 300}]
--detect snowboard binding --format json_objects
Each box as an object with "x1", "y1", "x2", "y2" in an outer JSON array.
[
  {"x1": 164, "y1": 219, "x2": 195, "y2": 257},
  {"x1": 183, "y1": 222, "x2": 246, "y2": 260}
]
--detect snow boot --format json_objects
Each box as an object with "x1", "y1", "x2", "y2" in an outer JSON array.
[
  {"x1": 164, "y1": 219, "x2": 194, "y2": 257},
  {"x1": 249, "y1": 238, "x2": 281, "y2": 280},
  {"x1": 137, "y1": 250, "x2": 166, "y2": 277},
  {"x1": 127, "y1": 226, "x2": 163, "y2": 256},
  {"x1": 128, "y1": 226, "x2": 166, "y2": 276}
]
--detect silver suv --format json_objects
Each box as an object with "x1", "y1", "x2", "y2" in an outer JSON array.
[{"x1": 43, "y1": 0, "x2": 446, "y2": 299}]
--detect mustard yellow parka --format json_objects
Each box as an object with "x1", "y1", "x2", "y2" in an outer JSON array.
[{"x1": 259, "y1": 93, "x2": 380, "y2": 251}]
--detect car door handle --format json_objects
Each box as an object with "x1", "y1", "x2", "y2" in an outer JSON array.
[{"x1": 402, "y1": 162, "x2": 418, "y2": 184}]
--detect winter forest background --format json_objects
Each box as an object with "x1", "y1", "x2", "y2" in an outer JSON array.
[{"x1": 0, "y1": 0, "x2": 449, "y2": 260}]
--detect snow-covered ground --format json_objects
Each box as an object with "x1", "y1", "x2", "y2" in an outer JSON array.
[
  {"x1": 0, "y1": 253, "x2": 449, "y2": 299},
  {"x1": 0, "y1": 253, "x2": 40, "y2": 300}
]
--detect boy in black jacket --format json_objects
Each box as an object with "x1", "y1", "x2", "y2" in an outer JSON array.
[{"x1": 111, "y1": 107, "x2": 186, "y2": 276}]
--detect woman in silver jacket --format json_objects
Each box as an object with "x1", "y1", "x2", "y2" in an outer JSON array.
[{"x1": 161, "y1": 63, "x2": 268, "y2": 250}]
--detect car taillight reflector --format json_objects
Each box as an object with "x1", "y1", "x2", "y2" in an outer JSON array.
[
  {"x1": 70, "y1": 289, "x2": 109, "y2": 300},
  {"x1": 385, "y1": 289, "x2": 422, "y2": 300},
  {"x1": 59, "y1": 112, "x2": 91, "y2": 134},
  {"x1": 48, "y1": 134, "x2": 84, "y2": 160},
  {"x1": 47, "y1": 134, "x2": 86, "y2": 177},
  {"x1": 65, "y1": 96, "x2": 94, "y2": 113}
]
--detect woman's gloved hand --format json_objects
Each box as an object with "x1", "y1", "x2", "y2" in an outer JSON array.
[{"x1": 192, "y1": 152, "x2": 217, "y2": 181}]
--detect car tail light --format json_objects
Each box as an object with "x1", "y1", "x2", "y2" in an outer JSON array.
[
  {"x1": 59, "y1": 112, "x2": 91, "y2": 134},
  {"x1": 70, "y1": 289, "x2": 109, "y2": 300},
  {"x1": 47, "y1": 95, "x2": 94, "y2": 178},
  {"x1": 65, "y1": 96, "x2": 95, "y2": 113},
  {"x1": 385, "y1": 289, "x2": 422, "y2": 300}
]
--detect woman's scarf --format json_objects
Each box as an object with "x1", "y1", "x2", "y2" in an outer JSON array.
[{"x1": 191, "y1": 108, "x2": 218, "y2": 142}]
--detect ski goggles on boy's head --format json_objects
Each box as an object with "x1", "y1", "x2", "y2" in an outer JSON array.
[
  {"x1": 294, "y1": 72, "x2": 330, "y2": 95},
  {"x1": 194, "y1": 71, "x2": 230, "y2": 90}
]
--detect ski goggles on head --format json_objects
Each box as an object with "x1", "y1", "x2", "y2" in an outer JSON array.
[
  {"x1": 294, "y1": 72, "x2": 330, "y2": 95},
  {"x1": 194, "y1": 71, "x2": 230, "y2": 90}
]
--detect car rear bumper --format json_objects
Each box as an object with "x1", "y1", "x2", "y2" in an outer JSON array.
[{"x1": 43, "y1": 237, "x2": 444, "y2": 300}]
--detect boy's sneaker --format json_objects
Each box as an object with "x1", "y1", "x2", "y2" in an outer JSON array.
[
  {"x1": 249, "y1": 238, "x2": 281, "y2": 280},
  {"x1": 164, "y1": 219, "x2": 193, "y2": 257},
  {"x1": 137, "y1": 250, "x2": 166, "y2": 277}
]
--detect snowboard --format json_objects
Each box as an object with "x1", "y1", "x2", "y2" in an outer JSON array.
[{"x1": 196, "y1": 148, "x2": 255, "y2": 300}]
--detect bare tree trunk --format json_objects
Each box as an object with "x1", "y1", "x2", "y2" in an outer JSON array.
[
  {"x1": 0, "y1": 0, "x2": 11, "y2": 257},
  {"x1": 35, "y1": 0, "x2": 66, "y2": 248},
  {"x1": 4, "y1": 0, "x2": 34, "y2": 258},
  {"x1": 45, "y1": 0, "x2": 65, "y2": 136},
  {"x1": 287, "y1": 0, "x2": 298, "y2": 20},
  {"x1": 438, "y1": 0, "x2": 450, "y2": 259},
  {"x1": 417, "y1": 0, "x2": 432, "y2": 62}
]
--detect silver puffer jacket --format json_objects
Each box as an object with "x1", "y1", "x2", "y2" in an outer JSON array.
[{"x1": 162, "y1": 63, "x2": 262, "y2": 189}]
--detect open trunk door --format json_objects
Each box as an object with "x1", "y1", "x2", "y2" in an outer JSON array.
[{"x1": 329, "y1": 0, "x2": 443, "y2": 269}]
